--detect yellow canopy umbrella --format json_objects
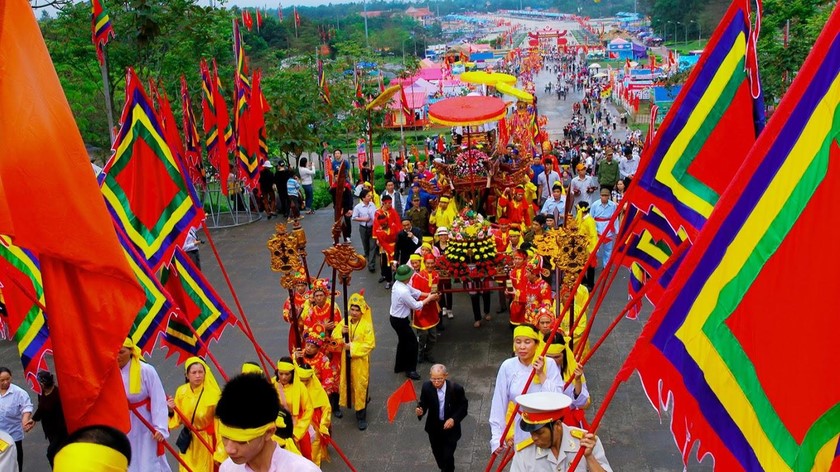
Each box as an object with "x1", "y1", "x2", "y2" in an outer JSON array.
[
  {"x1": 460, "y1": 71, "x2": 517, "y2": 86},
  {"x1": 365, "y1": 85, "x2": 402, "y2": 111},
  {"x1": 427, "y1": 96, "x2": 507, "y2": 127},
  {"x1": 495, "y1": 82, "x2": 534, "y2": 103}
]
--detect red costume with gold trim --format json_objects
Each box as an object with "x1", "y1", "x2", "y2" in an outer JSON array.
[
  {"x1": 498, "y1": 192, "x2": 532, "y2": 228},
  {"x1": 523, "y1": 277, "x2": 552, "y2": 325},
  {"x1": 373, "y1": 206, "x2": 400, "y2": 262},
  {"x1": 508, "y1": 264, "x2": 527, "y2": 325},
  {"x1": 409, "y1": 269, "x2": 439, "y2": 329},
  {"x1": 282, "y1": 290, "x2": 309, "y2": 354}
]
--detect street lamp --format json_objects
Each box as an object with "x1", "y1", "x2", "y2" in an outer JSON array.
[
  {"x1": 675, "y1": 22, "x2": 680, "y2": 45},
  {"x1": 683, "y1": 22, "x2": 688, "y2": 44},
  {"x1": 666, "y1": 21, "x2": 672, "y2": 43}
]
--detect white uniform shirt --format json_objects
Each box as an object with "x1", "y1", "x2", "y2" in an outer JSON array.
[
  {"x1": 510, "y1": 424, "x2": 612, "y2": 472},
  {"x1": 121, "y1": 362, "x2": 171, "y2": 472}
]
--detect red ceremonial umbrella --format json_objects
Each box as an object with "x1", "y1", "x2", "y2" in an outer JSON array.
[{"x1": 427, "y1": 96, "x2": 507, "y2": 127}]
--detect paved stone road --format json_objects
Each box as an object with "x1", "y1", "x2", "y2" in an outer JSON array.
[{"x1": 0, "y1": 16, "x2": 715, "y2": 472}]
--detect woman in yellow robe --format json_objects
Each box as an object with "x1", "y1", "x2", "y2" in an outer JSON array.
[
  {"x1": 332, "y1": 291, "x2": 376, "y2": 431},
  {"x1": 296, "y1": 364, "x2": 332, "y2": 466},
  {"x1": 167, "y1": 357, "x2": 222, "y2": 472},
  {"x1": 275, "y1": 357, "x2": 314, "y2": 461}
]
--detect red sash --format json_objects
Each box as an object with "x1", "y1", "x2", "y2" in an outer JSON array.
[{"x1": 129, "y1": 398, "x2": 165, "y2": 456}]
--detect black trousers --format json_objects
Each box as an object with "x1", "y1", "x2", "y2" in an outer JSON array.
[
  {"x1": 390, "y1": 316, "x2": 418, "y2": 374},
  {"x1": 428, "y1": 433, "x2": 457, "y2": 472},
  {"x1": 469, "y1": 292, "x2": 491, "y2": 322},
  {"x1": 380, "y1": 255, "x2": 393, "y2": 282},
  {"x1": 14, "y1": 440, "x2": 21, "y2": 472}
]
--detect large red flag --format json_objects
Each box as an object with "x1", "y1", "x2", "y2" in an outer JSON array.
[
  {"x1": 386, "y1": 379, "x2": 417, "y2": 422},
  {"x1": 0, "y1": 0, "x2": 145, "y2": 432}
]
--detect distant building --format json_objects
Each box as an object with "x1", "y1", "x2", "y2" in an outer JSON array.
[
  {"x1": 404, "y1": 6, "x2": 434, "y2": 26},
  {"x1": 360, "y1": 10, "x2": 386, "y2": 18}
]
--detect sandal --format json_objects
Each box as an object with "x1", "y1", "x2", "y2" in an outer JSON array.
[
  {"x1": 484, "y1": 314, "x2": 492, "y2": 321},
  {"x1": 473, "y1": 321, "x2": 481, "y2": 328}
]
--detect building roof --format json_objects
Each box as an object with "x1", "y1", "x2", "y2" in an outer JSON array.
[
  {"x1": 405, "y1": 7, "x2": 433, "y2": 17},
  {"x1": 389, "y1": 91, "x2": 428, "y2": 110}
]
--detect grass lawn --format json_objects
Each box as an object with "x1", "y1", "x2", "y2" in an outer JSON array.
[{"x1": 663, "y1": 39, "x2": 709, "y2": 54}]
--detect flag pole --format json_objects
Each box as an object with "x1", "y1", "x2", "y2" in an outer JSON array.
[
  {"x1": 100, "y1": 46, "x2": 117, "y2": 143},
  {"x1": 201, "y1": 225, "x2": 274, "y2": 374}
]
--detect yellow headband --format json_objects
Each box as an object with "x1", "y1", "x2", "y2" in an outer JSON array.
[
  {"x1": 218, "y1": 422, "x2": 275, "y2": 443},
  {"x1": 409, "y1": 254, "x2": 422, "y2": 261},
  {"x1": 276, "y1": 361, "x2": 295, "y2": 372},
  {"x1": 546, "y1": 343, "x2": 565, "y2": 357},
  {"x1": 54, "y1": 443, "x2": 128, "y2": 472},
  {"x1": 122, "y1": 338, "x2": 142, "y2": 395},
  {"x1": 296, "y1": 367, "x2": 314, "y2": 379},
  {"x1": 513, "y1": 325, "x2": 541, "y2": 342},
  {"x1": 241, "y1": 363, "x2": 263, "y2": 375}
]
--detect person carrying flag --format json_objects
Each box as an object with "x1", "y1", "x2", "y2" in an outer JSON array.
[{"x1": 332, "y1": 292, "x2": 376, "y2": 431}]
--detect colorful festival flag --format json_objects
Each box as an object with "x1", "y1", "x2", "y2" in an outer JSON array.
[
  {"x1": 0, "y1": 0, "x2": 145, "y2": 433},
  {"x1": 0, "y1": 237, "x2": 51, "y2": 391},
  {"x1": 91, "y1": 0, "x2": 115, "y2": 65},
  {"x1": 116, "y1": 229, "x2": 176, "y2": 355},
  {"x1": 200, "y1": 59, "x2": 233, "y2": 194},
  {"x1": 161, "y1": 248, "x2": 236, "y2": 363},
  {"x1": 318, "y1": 58, "x2": 330, "y2": 105},
  {"x1": 618, "y1": 0, "x2": 765, "y2": 308},
  {"x1": 294, "y1": 7, "x2": 301, "y2": 28},
  {"x1": 630, "y1": 0, "x2": 765, "y2": 238},
  {"x1": 622, "y1": 7, "x2": 840, "y2": 470},
  {"x1": 100, "y1": 68, "x2": 203, "y2": 271},
  {"x1": 233, "y1": 20, "x2": 252, "y2": 130},
  {"x1": 250, "y1": 69, "x2": 270, "y2": 165},
  {"x1": 278, "y1": 3, "x2": 283, "y2": 21},
  {"x1": 180, "y1": 76, "x2": 205, "y2": 189}
]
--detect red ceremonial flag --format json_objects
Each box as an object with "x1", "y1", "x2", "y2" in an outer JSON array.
[
  {"x1": 386, "y1": 379, "x2": 417, "y2": 422},
  {"x1": 256, "y1": 9, "x2": 263, "y2": 30},
  {"x1": 294, "y1": 7, "x2": 300, "y2": 28},
  {"x1": 278, "y1": 3, "x2": 283, "y2": 21},
  {"x1": 91, "y1": 0, "x2": 115, "y2": 65},
  {"x1": 243, "y1": 9, "x2": 253, "y2": 31},
  {"x1": 0, "y1": 0, "x2": 145, "y2": 433},
  {"x1": 649, "y1": 54, "x2": 657, "y2": 72},
  {"x1": 399, "y1": 85, "x2": 412, "y2": 124},
  {"x1": 212, "y1": 59, "x2": 233, "y2": 193}
]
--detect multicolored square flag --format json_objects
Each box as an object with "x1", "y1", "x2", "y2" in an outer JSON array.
[
  {"x1": 100, "y1": 68, "x2": 202, "y2": 271},
  {"x1": 622, "y1": 6, "x2": 840, "y2": 470},
  {"x1": 91, "y1": 0, "x2": 115, "y2": 64}
]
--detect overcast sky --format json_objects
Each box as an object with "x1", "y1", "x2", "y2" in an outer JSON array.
[{"x1": 200, "y1": 0, "x2": 364, "y2": 7}]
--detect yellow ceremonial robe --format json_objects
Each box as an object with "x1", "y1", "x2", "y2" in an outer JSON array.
[
  {"x1": 332, "y1": 318, "x2": 376, "y2": 411},
  {"x1": 168, "y1": 384, "x2": 220, "y2": 472}
]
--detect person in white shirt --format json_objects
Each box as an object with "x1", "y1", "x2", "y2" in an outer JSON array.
[
  {"x1": 381, "y1": 180, "x2": 403, "y2": 216},
  {"x1": 351, "y1": 189, "x2": 379, "y2": 272},
  {"x1": 389, "y1": 265, "x2": 438, "y2": 380},
  {"x1": 0, "y1": 368, "x2": 32, "y2": 472},
  {"x1": 216, "y1": 373, "x2": 319, "y2": 472},
  {"x1": 117, "y1": 340, "x2": 171, "y2": 472},
  {"x1": 569, "y1": 164, "x2": 597, "y2": 215},
  {"x1": 619, "y1": 150, "x2": 639, "y2": 187},
  {"x1": 298, "y1": 157, "x2": 317, "y2": 214},
  {"x1": 536, "y1": 162, "x2": 561, "y2": 206}
]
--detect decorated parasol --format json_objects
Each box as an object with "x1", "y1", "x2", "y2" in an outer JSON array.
[
  {"x1": 365, "y1": 84, "x2": 402, "y2": 110},
  {"x1": 460, "y1": 71, "x2": 517, "y2": 86},
  {"x1": 496, "y1": 82, "x2": 534, "y2": 103},
  {"x1": 427, "y1": 95, "x2": 507, "y2": 127}
]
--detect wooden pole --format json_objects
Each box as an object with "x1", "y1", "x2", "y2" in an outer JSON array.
[{"x1": 99, "y1": 47, "x2": 116, "y2": 144}]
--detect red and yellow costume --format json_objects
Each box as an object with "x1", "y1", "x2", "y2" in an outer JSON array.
[
  {"x1": 409, "y1": 264, "x2": 439, "y2": 330},
  {"x1": 508, "y1": 261, "x2": 528, "y2": 326},
  {"x1": 275, "y1": 360, "x2": 314, "y2": 460},
  {"x1": 372, "y1": 206, "x2": 400, "y2": 263},
  {"x1": 282, "y1": 280, "x2": 310, "y2": 354},
  {"x1": 523, "y1": 275, "x2": 552, "y2": 325},
  {"x1": 494, "y1": 220, "x2": 511, "y2": 253},
  {"x1": 498, "y1": 187, "x2": 532, "y2": 228},
  {"x1": 300, "y1": 333, "x2": 338, "y2": 395},
  {"x1": 296, "y1": 365, "x2": 332, "y2": 467}
]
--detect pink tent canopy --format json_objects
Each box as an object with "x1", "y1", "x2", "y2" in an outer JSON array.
[
  {"x1": 389, "y1": 91, "x2": 427, "y2": 110},
  {"x1": 417, "y1": 68, "x2": 443, "y2": 81}
]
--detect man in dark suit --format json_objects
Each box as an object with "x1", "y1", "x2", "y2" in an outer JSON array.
[
  {"x1": 415, "y1": 364, "x2": 468, "y2": 472},
  {"x1": 394, "y1": 217, "x2": 423, "y2": 266}
]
